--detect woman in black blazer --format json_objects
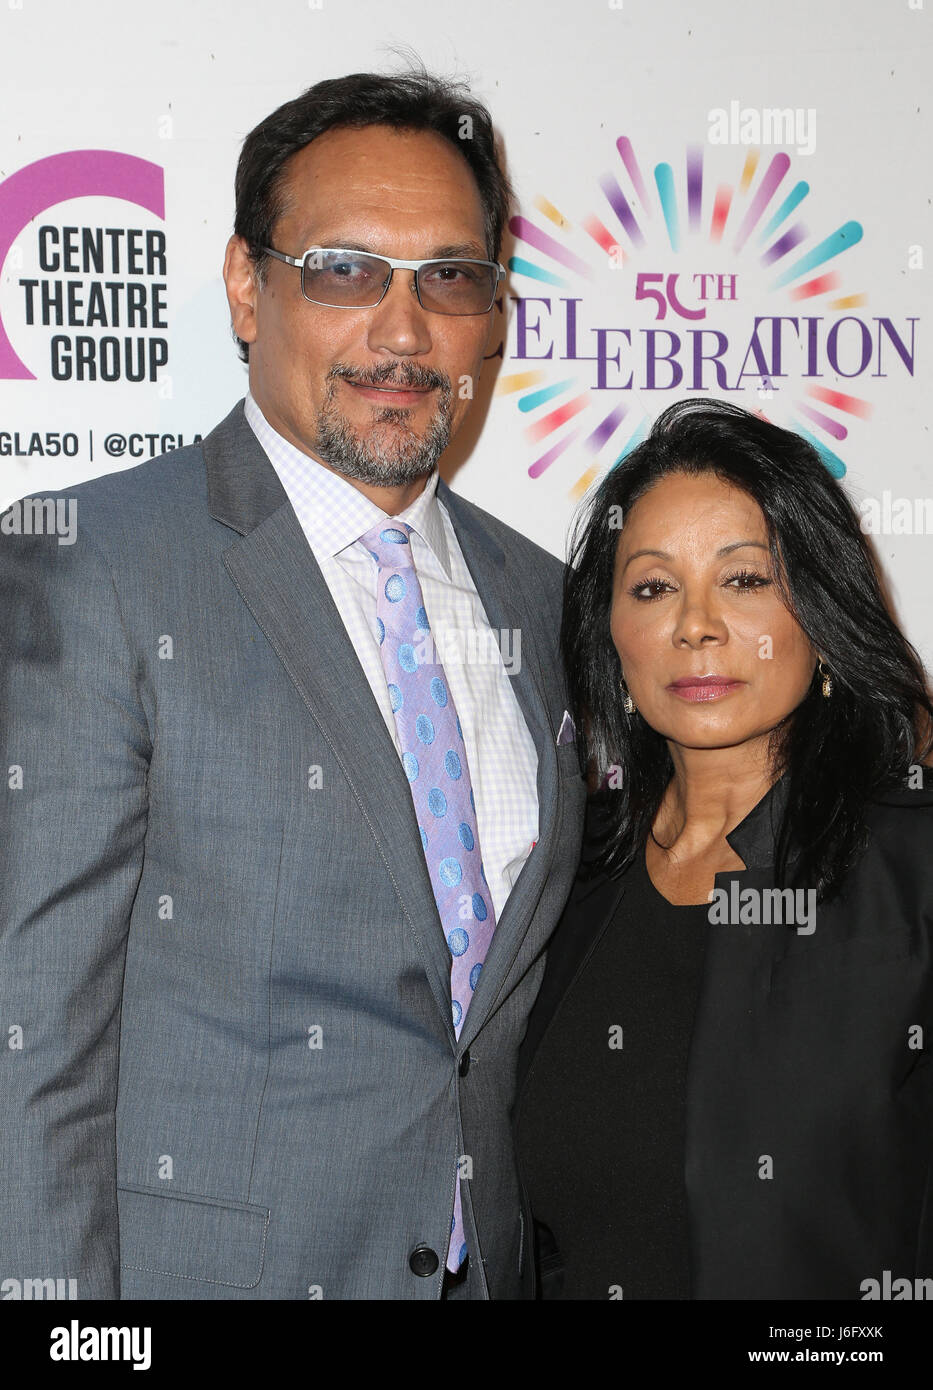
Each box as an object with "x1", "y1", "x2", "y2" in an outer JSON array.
[{"x1": 514, "y1": 398, "x2": 933, "y2": 1300}]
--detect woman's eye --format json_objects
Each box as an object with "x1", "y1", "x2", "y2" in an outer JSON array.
[
  {"x1": 723, "y1": 568, "x2": 771, "y2": 590},
  {"x1": 626, "y1": 570, "x2": 772, "y2": 601},
  {"x1": 627, "y1": 577, "x2": 671, "y2": 601}
]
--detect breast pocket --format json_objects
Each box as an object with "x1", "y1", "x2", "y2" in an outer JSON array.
[{"x1": 117, "y1": 1183, "x2": 270, "y2": 1290}]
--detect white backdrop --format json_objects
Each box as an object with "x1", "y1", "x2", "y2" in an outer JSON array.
[{"x1": 1, "y1": 0, "x2": 930, "y2": 665}]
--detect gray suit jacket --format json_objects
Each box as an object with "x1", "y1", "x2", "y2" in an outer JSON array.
[{"x1": 0, "y1": 399, "x2": 587, "y2": 1300}]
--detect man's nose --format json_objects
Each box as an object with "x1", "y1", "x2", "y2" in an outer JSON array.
[{"x1": 366, "y1": 270, "x2": 433, "y2": 356}]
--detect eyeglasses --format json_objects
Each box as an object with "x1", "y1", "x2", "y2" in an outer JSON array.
[{"x1": 259, "y1": 245, "x2": 505, "y2": 315}]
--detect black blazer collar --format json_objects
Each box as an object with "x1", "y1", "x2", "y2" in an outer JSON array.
[
  {"x1": 721, "y1": 765, "x2": 933, "y2": 869},
  {"x1": 581, "y1": 769, "x2": 791, "y2": 883},
  {"x1": 723, "y1": 771, "x2": 791, "y2": 872}
]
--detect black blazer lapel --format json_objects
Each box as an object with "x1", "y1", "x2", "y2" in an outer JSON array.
[{"x1": 514, "y1": 804, "x2": 628, "y2": 1100}]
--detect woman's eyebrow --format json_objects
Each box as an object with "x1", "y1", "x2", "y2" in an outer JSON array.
[{"x1": 620, "y1": 539, "x2": 769, "y2": 573}]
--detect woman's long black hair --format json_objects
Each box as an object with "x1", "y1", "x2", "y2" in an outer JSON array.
[{"x1": 563, "y1": 397, "x2": 933, "y2": 902}]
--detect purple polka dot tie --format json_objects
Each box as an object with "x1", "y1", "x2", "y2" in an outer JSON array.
[{"x1": 362, "y1": 518, "x2": 496, "y2": 1274}]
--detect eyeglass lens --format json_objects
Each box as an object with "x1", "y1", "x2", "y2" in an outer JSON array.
[{"x1": 300, "y1": 250, "x2": 497, "y2": 314}]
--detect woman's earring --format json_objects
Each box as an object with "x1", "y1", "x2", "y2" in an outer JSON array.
[
  {"x1": 620, "y1": 675, "x2": 635, "y2": 715},
  {"x1": 817, "y1": 656, "x2": 832, "y2": 698}
]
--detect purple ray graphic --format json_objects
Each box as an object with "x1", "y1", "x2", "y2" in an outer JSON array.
[
  {"x1": 762, "y1": 223, "x2": 808, "y2": 265},
  {"x1": 616, "y1": 136, "x2": 651, "y2": 212},
  {"x1": 687, "y1": 148, "x2": 703, "y2": 233},
  {"x1": 0, "y1": 150, "x2": 165, "y2": 379},
  {"x1": 510, "y1": 216, "x2": 594, "y2": 279},
  {"x1": 598, "y1": 175, "x2": 645, "y2": 247},
  {"x1": 734, "y1": 153, "x2": 790, "y2": 253},
  {"x1": 528, "y1": 427, "x2": 582, "y2": 479},
  {"x1": 585, "y1": 402, "x2": 629, "y2": 452},
  {"x1": 796, "y1": 401, "x2": 848, "y2": 440}
]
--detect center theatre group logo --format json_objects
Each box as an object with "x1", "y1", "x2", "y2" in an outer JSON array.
[
  {"x1": 495, "y1": 138, "x2": 918, "y2": 490},
  {"x1": 0, "y1": 149, "x2": 166, "y2": 383}
]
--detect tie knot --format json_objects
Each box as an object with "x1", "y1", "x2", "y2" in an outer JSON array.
[{"x1": 361, "y1": 519, "x2": 416, "y2": 571}]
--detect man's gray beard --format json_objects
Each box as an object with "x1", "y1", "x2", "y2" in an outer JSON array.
[{"x1": 312, "y1": 386, "x2": 453, "y2": 488}]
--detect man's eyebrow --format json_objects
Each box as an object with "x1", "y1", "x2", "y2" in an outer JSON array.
[
  {"x1": 426, "y1": 242, "x2": 491, "y2": 260},
  {"x1": 309, "y1": 238, "x2": 490, "y2": 260},
  {"x1": 621, "y1": 539, "x2": 769, "y2": 572}
]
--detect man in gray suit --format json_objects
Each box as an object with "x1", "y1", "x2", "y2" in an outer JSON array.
[{"x1": 0, "y1": 68, "x2": 586, "y2": 1300}]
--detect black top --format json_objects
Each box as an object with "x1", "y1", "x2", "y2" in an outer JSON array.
[
  {"x1": 516, "y1": 840, "x2": 709, "y2": 1299},
  {"x1": 514, "y1": 772, "x2": 933, "y2": 1300}
]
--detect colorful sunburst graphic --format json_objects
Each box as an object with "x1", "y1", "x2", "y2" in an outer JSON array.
[{"x1": 496, "y1": 139, "x2": 882, "y2": 497}]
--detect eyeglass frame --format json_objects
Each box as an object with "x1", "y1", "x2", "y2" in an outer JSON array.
[{"x1": 258, "y1": 244, "x2": 506, "y2": 315}]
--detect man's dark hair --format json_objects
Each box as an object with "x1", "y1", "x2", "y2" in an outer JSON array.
[
  {"x1": 562, "y1": 397, "x2": 933, "y2": 903},
  {"x1": 231, "y1": 61, "x2": 513, "y2": 362}
]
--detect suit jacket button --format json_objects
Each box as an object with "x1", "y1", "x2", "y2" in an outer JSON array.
[
  {"x1": 409, "y1": 1245, "x2": 440, "y2": 1277},
  {"x1": 459, "y1": 1050, "x2": 471, "y2": 1077}
]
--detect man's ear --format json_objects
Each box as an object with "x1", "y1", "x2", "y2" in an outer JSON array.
[{"x1": 223, "y1": 235, "x2": 259, "y2": 348}]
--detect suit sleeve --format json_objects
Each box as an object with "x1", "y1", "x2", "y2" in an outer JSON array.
[{"x1": 0, "y1": 510, "x2": 151, "y2": 1299}]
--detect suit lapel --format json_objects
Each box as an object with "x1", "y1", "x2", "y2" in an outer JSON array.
[
  {"x1": 435, "y1": 482, "x2": 569, "y2": 1048},
  {"x1": 204, "y1": 401, "x2": 564, "y2": 1050}
]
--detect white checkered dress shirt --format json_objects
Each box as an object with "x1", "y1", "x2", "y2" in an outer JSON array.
[{"x1": 244, "y1": 392, "x2": 540, "y2": 921}]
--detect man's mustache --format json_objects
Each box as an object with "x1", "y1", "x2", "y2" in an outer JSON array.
[{"x1": 332, "y1": 362, "x2": 450, "y2": 393}]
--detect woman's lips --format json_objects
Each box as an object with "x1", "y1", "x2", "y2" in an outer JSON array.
[{"x1": 666, "y1": 677, "x2": 745, "y2": 703}]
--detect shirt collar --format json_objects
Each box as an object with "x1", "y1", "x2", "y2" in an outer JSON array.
[{"x1": 244, "y1": 390, "x2": 451, "y2": 576}]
